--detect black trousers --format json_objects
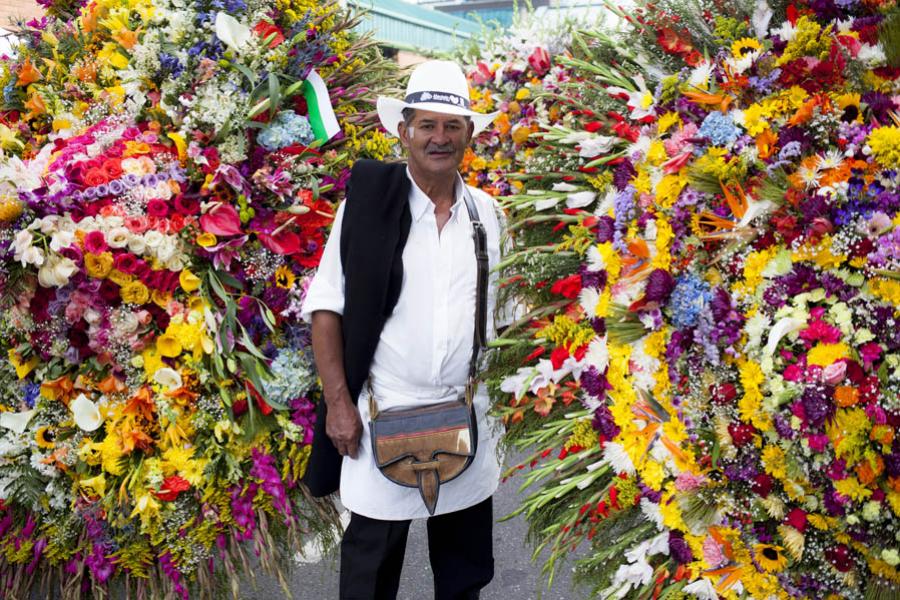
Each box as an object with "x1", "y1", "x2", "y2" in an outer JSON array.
[{"x1": 339, "y1": 496, "x2": 494, "y2": 600}]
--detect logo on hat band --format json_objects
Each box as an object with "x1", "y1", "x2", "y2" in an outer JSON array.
[{"x1": 404, "y1": 91, "x2": 470, "y2": 110}]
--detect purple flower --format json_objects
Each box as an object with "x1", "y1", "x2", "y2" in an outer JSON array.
[
  {"x1": 643, "y1": 269, "x2": 675, "y2": 304},
  {"x1": 591, "y1": 404, "x2": 620, "y2": 439},
  {"x1": 595, "y1": 216, "x2": 615, "y2": 243},
  {"x1": 580, "y1": 366, "x2": 611, "y2": 399},
  {"x1": 801, "y1": 385, "x2": 834, "y2": 428},
  {"x1": 668, "y1": 532, "x2": 693, "y2": 564}
]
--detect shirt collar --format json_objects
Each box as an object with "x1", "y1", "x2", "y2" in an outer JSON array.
[{"x1": 406, "y1": 167, "x2": 465, "y2": 223}]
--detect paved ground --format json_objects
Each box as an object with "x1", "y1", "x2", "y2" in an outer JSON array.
[{"x1": 242, "y1": 455, "x2": 585, "y2": 600}]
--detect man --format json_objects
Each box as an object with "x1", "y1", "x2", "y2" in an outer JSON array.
[{"x1": 300, "y1": 60, "x2": 507, "y2": 599}]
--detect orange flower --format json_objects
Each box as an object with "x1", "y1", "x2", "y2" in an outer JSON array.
[
  {"x1": 856, "y1": 455, "x2": 884, "y2": 486},
  {"x1": 73, "y1": 61, "x2": 98, "y2": 83},
  {"x1": 16, "y1": 59, "x2": 42, "y2": 87},
  {"x1": 112, "y1": 28, "x2": 140, "y2": 50},
  {"x1": 682, "y1": 91, "x2": 733, "y2": 112},
  {"x1": 124, "y1": 386, "x2": 155, "y2": 422},
  {"x1": 834, "y1": 386, "x2": 860, "y2": 407},
  {"x1": 494, "y1": 113, "x2": 511, "y2": 136},
  {"x1": 755, "y1": 128, "x2": 778, "y2": 160},
  {"x1": 23, "y1": 92, "x2": 47, "y2": 121},
  {"x1": 871, "y1": 424, "x2": 894, "y2": 447},
  {"x1": 40, "y1": 375, "x2": 74, "y2": 404},
  {"x1": 97, "y1": 374, "x2": 126, "y2": 395}
]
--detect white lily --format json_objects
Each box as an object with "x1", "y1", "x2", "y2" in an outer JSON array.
[
  {"x1": 71, "y1": 393, "x2": 103, "y2": 432},
  {"x1": 215, "y1": 12, "x2": 252, "y2": 53},
  {"x1": 0, "y1": 409, "x2": 36, "y2": 434}
]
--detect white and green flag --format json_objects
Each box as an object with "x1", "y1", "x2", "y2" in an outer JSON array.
[{"x1": 302, "y1": 69, "x2": 341, "y2": 144}]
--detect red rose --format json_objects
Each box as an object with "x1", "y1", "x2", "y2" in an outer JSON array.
[
  {"x1": 710, "y1": 383, "x2": 738, "y2": 405},
  {"x1": 102, "y1": 158, "x2": 123, "y2": 180},
  {"x1": 785, "y1": 507, "x2": 807, "y2": 532},
  {"x1": 146, "y1": 199, "x2": 169, "y2": 218},
  {"x1": 83, "y1": 168, "x2": 109, "y2": 187},
  {"x1": 727, "y1": 422, "x2": 756, "y2": 447},
  {"x1": 751, "y1": 473, "x2": 773, "y2": 498}
]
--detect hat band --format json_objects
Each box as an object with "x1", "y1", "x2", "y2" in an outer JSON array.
[{"x1": 404, "y1": 90, "x2": 470, "y2": 110}]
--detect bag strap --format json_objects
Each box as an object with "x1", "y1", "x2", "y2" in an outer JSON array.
[{"x1": 461, "y1": 187, "x2": 488, "y2": 406}]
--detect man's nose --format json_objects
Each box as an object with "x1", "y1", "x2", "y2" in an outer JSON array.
[{"x1": 431, "y1": 125, "x2": 451, "y2": 143}]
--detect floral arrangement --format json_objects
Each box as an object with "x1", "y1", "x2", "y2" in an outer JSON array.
[
  {"x1": 0, "y1": 0, "x2": 400, "y2": 597},
  {"x1": 455, "y1": 12, "x2": 584, "y2": 197},
  {"x1": 488, "y1": 0, "x2": 900, "y2": 597}
]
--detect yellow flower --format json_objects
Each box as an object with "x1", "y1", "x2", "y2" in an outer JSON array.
[
  {"x1": 120, "y1": 280, "x2": 150, "y2": 305},
  {"x1": 179, "y1": 268, "x2": 202, "y2": 292},
  {"x1": 868, "y1": 126, "x2": 900, "y2": 170},
  {"x1": 8, "y1": 349, "x2": 38, "y2": 379},
  {"x1": 151, "y1": 289, "x2": 171, "y2": 308},
  {"x1": 828, "y1": 407, "x2": 871, "y2": 464},
  {"x1": 36, "y1": 426, "x2": 56, "y2": 449},
  {"x1": 156, "y1": 334, "x2": 182, "y2": 358},
  {"x1": 834, "y1": 477, "x2": 872, "y2": 502},
  {"x1": 85, "y1": 252, "x2": 114, "y2": 278},
  {"x1": 80, "y1": 474, "x2": 107, "y2": 498},
  {"x1": 742, "y1": 103, "x2": 770, "y2": 136},
  {"x1": 130, "y1": 492, "x2": 161, "y2": 531},
  {"x1": 836, "y1": 93, "x2": 862, "y2": 123},
  {"x1": 655, "y1": 173, "x2": 687, "y2": 208},
  {"x1": 515, "y1": 88, "x2": 530, "y2": 101},
  {"x1": 762, "y1": 445, "x2": 787, "y2": 481},
  {"x1": 274, "y1": 265, "x2": 295, "y2": 289},
  {"x1": 754, "y1": 544, "x2": 788, "y2": 572},
  {"x1": 731, "y1": 37, "x2": 762, "y2": 59},
  {"x1": 657, "y1": 112, "x2": 681, "y2": 134},
  {"x1": 807, "y1": 342, "x2": 849, "y2": 367},
  {"x1": 196, "y1": 232, "x2": 217, "y2": 247},
  {"x1": 108, "y1": 268, "x2": 133, "y2": 286},
  {"x1": 0, "y1": 194, "x2": 23, "y2": 222}
]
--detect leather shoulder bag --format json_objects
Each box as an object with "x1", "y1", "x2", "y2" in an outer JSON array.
[{"x1": 368, "y1": 188, "x2": 489, "y2": 515}]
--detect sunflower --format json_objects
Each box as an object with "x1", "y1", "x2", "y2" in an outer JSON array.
[
  {"x1": 755, "y1": 543, "x2": 789, "y2": 572},
  {"x1": 36, "y1": 425, "x2": 56, "y2": 449},
  {"x1": 731, "y1": 37, "x2": 762, "y2": 59},
  {"x1": 836, "y1": 92, "x2": 862, "y2": 123},
  {"x1": 274, "y1": 265, "x2": 296, "y2": 289}
]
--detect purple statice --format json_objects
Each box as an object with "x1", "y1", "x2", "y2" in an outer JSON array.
[
  {"x1": 250, "y1": 449, "x2": 293, "y2": 522},
  {"x1": 612, "y1": 186, "x2": 637, "y2": 251},
  {"x1": 668, "y1": 531, "x2": 693, "y2": 563},
  {"x1": 698, "y1": 111, "x2": 739, "y2": 147},
  {"x1": 801, "y1": 386, "x2": 834, "y2": 428},
  {"x1": 667, "y1": 274, "x2": 711, "y2": 329},
  {"x1": 747, "y1": 68, "x2": 781, "y2": 94},
  {"x1": 591, "y1": 404, "x2": 620, "y2": 439},
  {"x1": 773, "y1": 413, "x2": 796, "y2": 440},
  {"x1": 580, "y1": 366, "x2": 610, "y2": 399}
]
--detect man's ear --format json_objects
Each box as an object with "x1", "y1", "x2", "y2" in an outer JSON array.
[
  {"x1": 398, "y1": 121, "x2": 410, "y2": 149},
  {"x1": 466, "y1": 120, "x2": 475, "y2": 144}
]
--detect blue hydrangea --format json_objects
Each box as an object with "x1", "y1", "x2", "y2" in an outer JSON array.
[
  {"x1": 257, "y1": 111, "x2": 316, "y2": 151},
  {"x1": 667, "y1": 274, "x2": 711, "y2": 329},
  {"x1": 698, "y1": 111, "x2": 739, "y2": 147},
  {"x1": 262, "y1": 348, "x2": 317, "y2": 406},
  {"x1": 23, "y1": 382, "x2": 40, "y2": 408}
]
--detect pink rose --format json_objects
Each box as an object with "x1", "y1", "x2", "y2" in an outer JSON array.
[
  {"x1": 147, "y1": 199, "x2": 170, "y2": 218},
  {"x1": 125, "y1": 216, "x2": 150, "y2": 233},
  {"x1": 822, "y1": 360, "x2": 846, "y2": 385},
  {"x1": 84, "y1": 230, "x2": 108, "y2": 254}
]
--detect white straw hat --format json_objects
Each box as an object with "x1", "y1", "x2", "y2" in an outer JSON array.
[{"x1": 376, "y1": 60, "x2": 498, "y2": 138}]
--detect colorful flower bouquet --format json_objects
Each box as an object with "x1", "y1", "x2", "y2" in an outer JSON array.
[
  {"x1": 0, "y1": 0, "x2": 400, "y2": 597},
  {"x1": 489, "y1": 0, "x2": 900, "y2": 597}
]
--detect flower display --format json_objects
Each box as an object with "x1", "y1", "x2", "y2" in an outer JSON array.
[
  {"x1": 488, "y1": 0, "x2": 900, "y2": 597},
  {"x1": 0, "y1": 0, "x2": 400, "y2": 596},
  {"x1": 456, "y1": 12, "x2": 584, "y2": 197}
]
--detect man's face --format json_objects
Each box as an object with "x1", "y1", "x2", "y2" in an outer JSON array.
[{"x1": 398, "y1": 109, "x2": 473, "y2": 179}]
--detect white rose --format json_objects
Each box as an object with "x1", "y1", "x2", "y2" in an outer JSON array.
[
  {"x1": 156, "y1": 238, "x2": 176, "y2": 262},
  {"x1": 38, "y1": 216, "x2": 59, "y2": 234},
  {"x1": 143, "y1": 230, "x2": 164, "y2": 250},
  {"x1": 107, "y1": 227, "x2": 131, "y2": 249},
  {"x1": 154, "y1": 182, "x2": 173, "y2": 200},
  {"x1": 117, "y1": 311, "x2": 139, "y2": 333},
  {"x1": 128, "y1": 235, "x2": 147, "y2": 255},
  {"x1": 165, "y1": 256, "x2": 185, "y2": 271},
  {"x1": 83, "y1": 308, "x2": 102, "y2": 326},
  {"x1": 102, "y1": 215, "x2": 124, "y2": 229}
]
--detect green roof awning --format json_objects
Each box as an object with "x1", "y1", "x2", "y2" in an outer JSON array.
[{"x1": 349, "y1": 0, "x2": 480, "y2": 53}]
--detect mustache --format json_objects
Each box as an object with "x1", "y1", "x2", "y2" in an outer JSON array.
[{"x1": 425, "y1": 143, "x2": 455, "y2": 153}]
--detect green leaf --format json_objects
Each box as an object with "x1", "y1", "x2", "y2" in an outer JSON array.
[{"x1": 267, "y1": 72, "x2": 282, "y2": 119}]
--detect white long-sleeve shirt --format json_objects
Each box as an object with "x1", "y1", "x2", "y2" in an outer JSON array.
[{"x1": 301, "y1": 169, "x2": 505, "y2": 520}]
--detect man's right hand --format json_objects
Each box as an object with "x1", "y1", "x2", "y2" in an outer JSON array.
[{"x1": 325, "y1": 393, "x2": 363, "y2": 458}]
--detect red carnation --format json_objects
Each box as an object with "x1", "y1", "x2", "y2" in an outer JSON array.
[{"x1": 155, "y1": 475, "x2": 191, "y2": 501}]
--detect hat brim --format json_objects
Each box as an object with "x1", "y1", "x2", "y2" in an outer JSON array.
[{"x1": 377, "y1": 97, "x2": 498, "y2": 139}]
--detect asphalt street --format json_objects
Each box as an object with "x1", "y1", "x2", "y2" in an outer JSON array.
[{"x1": 242, "y1": 454, "x2": 585, "y2": 600}]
